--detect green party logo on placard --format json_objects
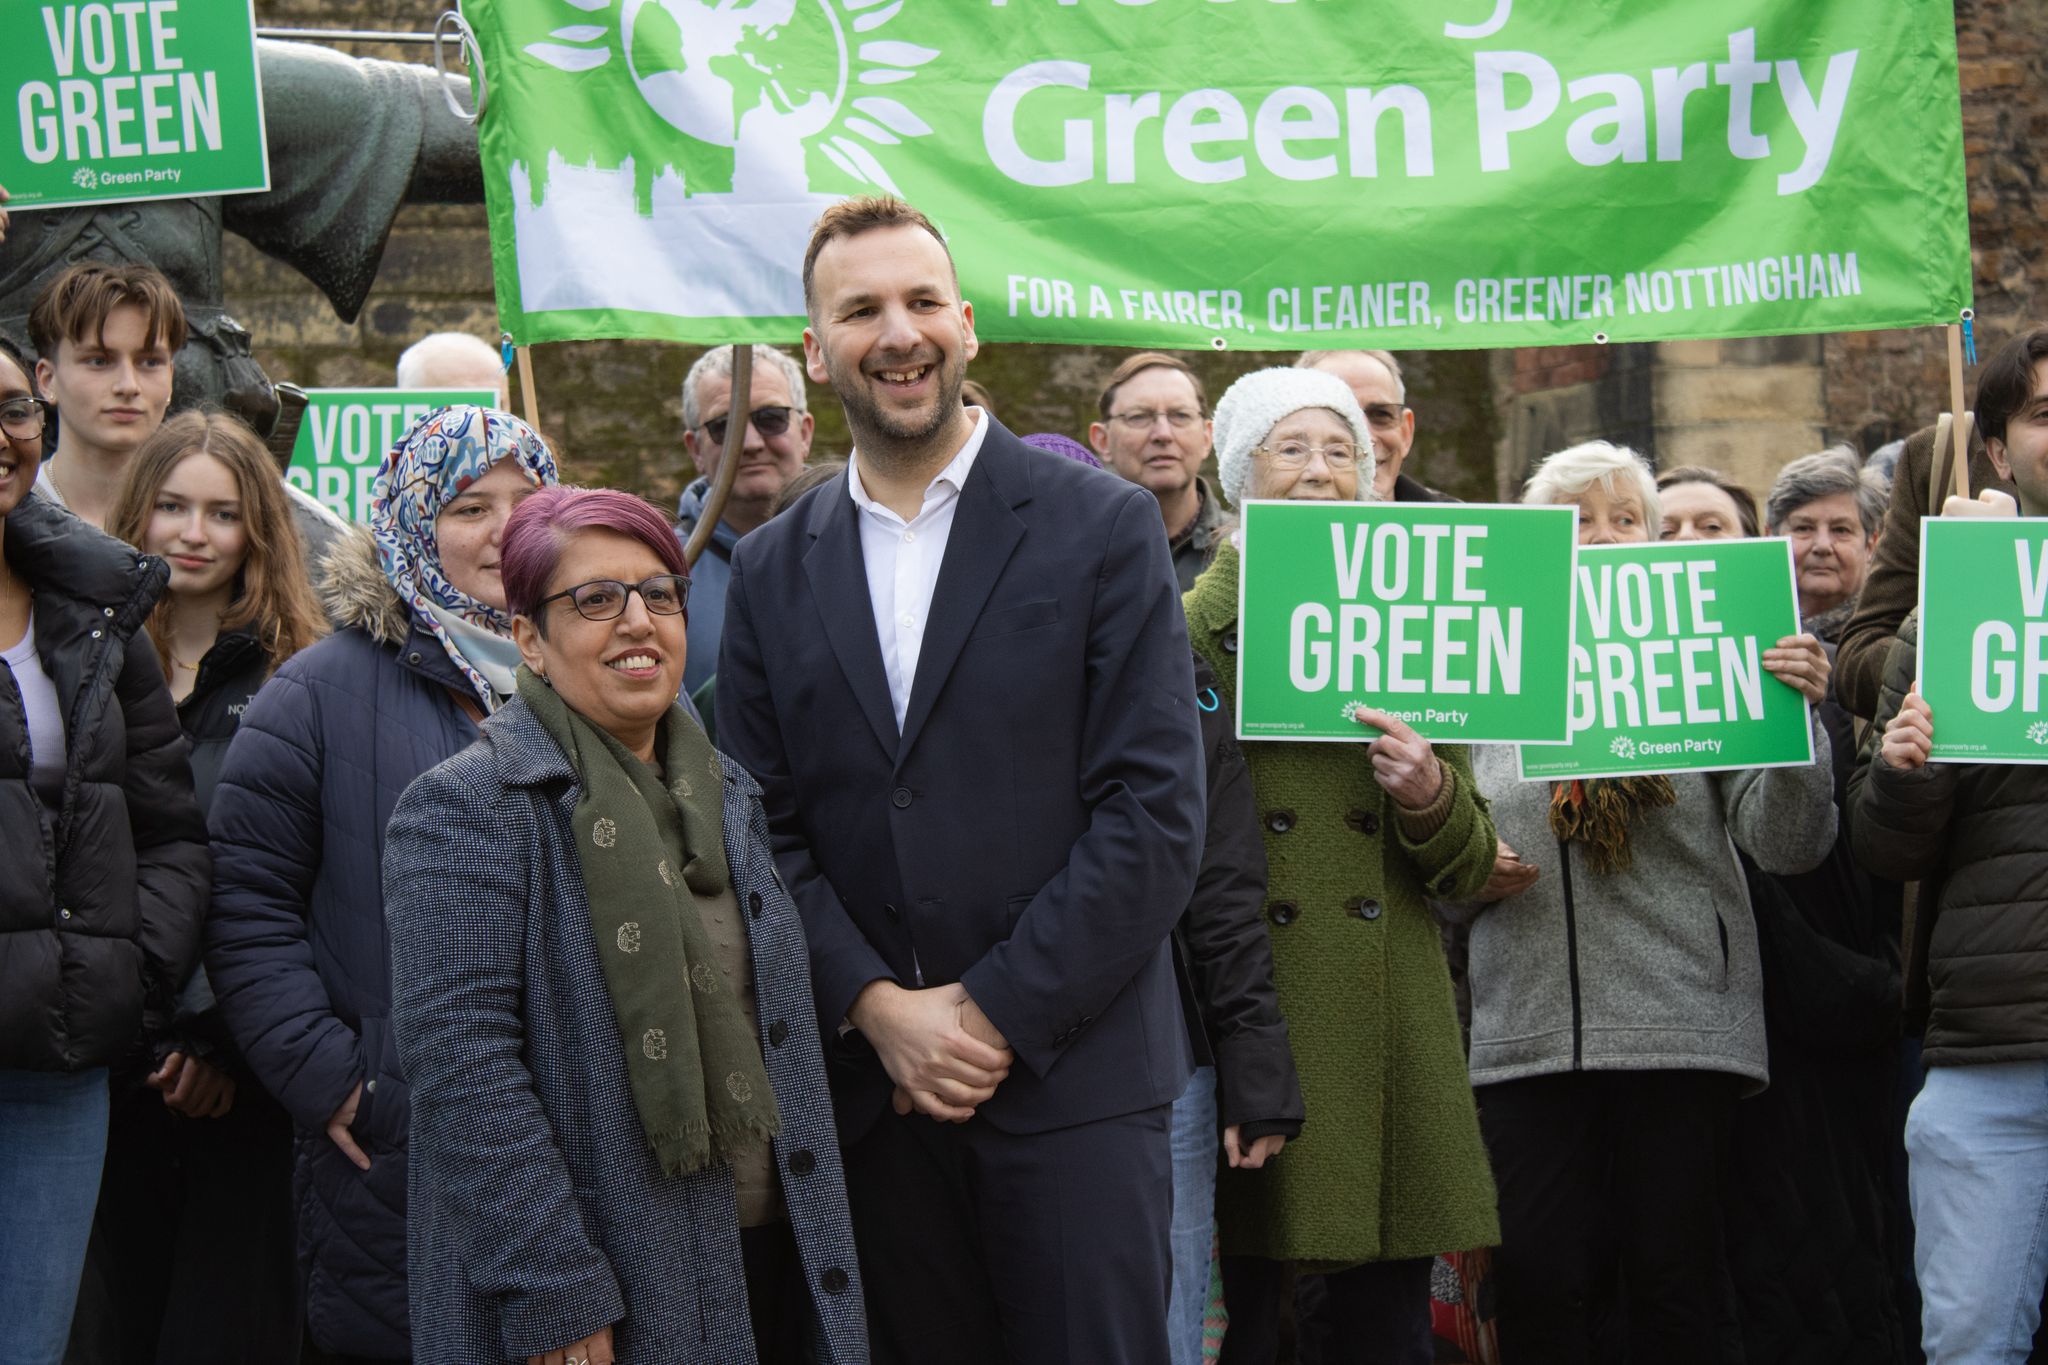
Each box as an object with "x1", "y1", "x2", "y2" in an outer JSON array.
[
  {"x1": 285, "y1": 389, "x2": 497, "y2": 525},
  {"x1": 1235, "y1": 501, "x2": 1578, "y2": 744},
  {"x1": 1517, "y1": 539, "x2": 1811, "y2": 781},
  {"x1": 1919, "y1": 518, "x2": 2048, "y2": 765},
  {"x1": 3, "y1": 1, "x2": 269, "y2": 209}
]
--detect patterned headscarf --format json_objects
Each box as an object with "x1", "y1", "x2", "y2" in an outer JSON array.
[{"x1": 370, "y1": 406, "x2": 559, "y2": 708}]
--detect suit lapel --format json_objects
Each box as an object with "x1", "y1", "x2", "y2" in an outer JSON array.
[
  {"x1": 896, "y1": 431, "x2": 1030, "y2": 764},
  {"x1": 801, "y1": 484, "x2": 900, "y2": 760}
]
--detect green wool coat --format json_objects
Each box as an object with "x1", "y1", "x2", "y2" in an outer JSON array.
[{"x1": 1187, "y1": 542, "x2": 1502, "y2": 1266}]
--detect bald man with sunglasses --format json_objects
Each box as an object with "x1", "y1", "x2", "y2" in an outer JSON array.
[{"x1": 676, "y1": 344, "x2": 818, "y2": 695}]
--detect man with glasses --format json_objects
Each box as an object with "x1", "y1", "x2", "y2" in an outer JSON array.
[
  {"x1": 1297, "y1": 349, "x2": 1450, "y2": 504},
  {"x1": 1089, "y1": 352, "x2": 1226, "y2": 591},
  {"x1": 675, "y1": 343, "x2": 817, "y2": 694}
]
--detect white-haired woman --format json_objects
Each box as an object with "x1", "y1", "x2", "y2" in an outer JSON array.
[
  {"x1": 1456, "y1": 441, "x2": 1837, "y2": 1364},
  {"x1": 1186, "y1": 368, "x2": 1502, "y2": 1365}
]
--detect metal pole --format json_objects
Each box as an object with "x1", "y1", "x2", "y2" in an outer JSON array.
[
  {"x1": 256, "y1": 27, "x2": 441, "y2": 43},
  {"x1": 684, "y1": 347, "x2": 750, "y2": 569}
]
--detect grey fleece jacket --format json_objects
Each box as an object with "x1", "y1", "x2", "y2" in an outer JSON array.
[{"x1": 1459, "y1": 724, "x2": 1836, "y2": 1092}]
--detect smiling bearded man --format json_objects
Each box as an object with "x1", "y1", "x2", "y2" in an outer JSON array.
[{"x1": 715, "y1": 195, "x2": 1207, "y2": 1365}]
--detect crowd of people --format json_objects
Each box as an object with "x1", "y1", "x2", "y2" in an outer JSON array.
[{"x1": 0, "y1": 190, "x2": 2041, "y2": 1365}]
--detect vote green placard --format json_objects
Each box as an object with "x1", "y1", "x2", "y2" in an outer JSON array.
[
  {"x1": 1919, "y1": 518, "x2": 2048, "y2": 764},
  {"x1": 285, "y1": 389, "x2": 497, "y2": 525},
  {"x1": 1236, "y1": 500, "x2": 1578, "y2": 744},
  {"x1": 1516, "y1": 539, "x2": 1812, "y2": 781},
  {"x1": 3, "y1": 1, "x2": 269, "y2": 210}
]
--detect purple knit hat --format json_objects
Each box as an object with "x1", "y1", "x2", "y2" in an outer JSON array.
[{"x1": 1021, "y1": 432, "x2": 1103, "y2": 469}]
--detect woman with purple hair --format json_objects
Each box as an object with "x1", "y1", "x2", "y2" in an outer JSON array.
[{"x1": 382, "y1": 487, "x2": 865, "y2": 1365}]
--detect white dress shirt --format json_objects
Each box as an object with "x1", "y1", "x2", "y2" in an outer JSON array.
[{"x1": 846, "y1": 408, "x2": 990, "y2": 731}]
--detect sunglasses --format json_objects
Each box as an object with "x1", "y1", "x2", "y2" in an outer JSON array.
[{"x1": 701, "y1": 405, "x2": 794, "y2": 446}]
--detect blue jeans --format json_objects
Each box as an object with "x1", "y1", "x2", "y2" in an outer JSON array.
[
  {"x1": 1907, "y1": 1061, "x2": 2048, "y2": 1364},
  {"x1": 1168, "y1": 1065, "x2": 1219, "y2": 1365},
  {"x1": 0, "y1": 1068, "x2": 110, "y2": 1365}
]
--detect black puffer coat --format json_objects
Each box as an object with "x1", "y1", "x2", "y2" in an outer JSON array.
[
  {"x1": 1853, "y1": 611, "x2": 2048, "y2": 1066},
  {"x1": 204, "y1": 527, "x2": 479, "y2": 1358},
  {"x1": 0, "y1": 493, "x2": 209, "y2": 1072}
]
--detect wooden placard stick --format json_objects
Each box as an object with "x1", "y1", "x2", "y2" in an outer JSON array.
[
  {"x1": 684, "y1": 343, "x2": 750, "y2": 569},
  {"x1": 516, "y1": 344, "x2": 542, "y2": 432},
  {"x1": 1946, "y1": 323, "x2": 1972, "y2": 503}
]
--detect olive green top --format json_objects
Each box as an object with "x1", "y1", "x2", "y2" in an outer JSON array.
[{"x1": 1186, "y1": 541, "x2": 1502, "y2": 1265}]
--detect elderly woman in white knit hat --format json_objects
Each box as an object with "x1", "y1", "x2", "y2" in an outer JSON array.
[{"x1": 1183, "y1": 368, "x2": 1503, "y2": 1365}]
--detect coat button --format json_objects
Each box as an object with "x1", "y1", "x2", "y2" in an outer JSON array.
[
  {"x1": 1344, "y1": 809, "x2": 1380, "y2": 835},
  {"x1": 748, "y1": 891, "x2": 764, "y2": 919},
  {"x1": 1266, "y1": 901, "x2": 1297, "y2": 926},
  {"x1": 892, "y1": 787, "x2": 913, "y2": 808},
  {"x1": 1266, "y1": 809, "x2": 1295, "y2": 834},
  {"x1": 407, "y1": 651, "x2": 422, "y2": 665},
  {"x1": 822, "y1": 1266, "x2": 849, "y2": 1295},
  {"x1": 788, "y1": 1149, "x2": 816, "y2": 1177},
  {"x1": 101, "y1": 607, "x2": 114, "y2": 618},
  {"x1": 366, "y1": 1078, "x2": 378, "y2": 1093},
  {"x1": 90, "y1": 629, "x2": 103, "y2": 639},
  {"x1": 59, "y1": 908, "x2": 73, "y2": 920},
  {"x1": 1436, "y1": 875, "x2": 1457, "y2": 894},
  {"x1": 1349, "y1": 898, "x2": 1382, "y2": 921},
  {"x1": 883, "y1": 903, "x2": 901, "y2": 922},
  {"x1": 1222, "y1": 630, "x2": 1239, "y2": 655},
  {"x1": 769, "y1": 1020, "x2": 789, "y2": 1047}
]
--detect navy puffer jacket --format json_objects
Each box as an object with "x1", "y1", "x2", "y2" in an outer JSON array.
[
  {"x1": 0, "y1": 494, "x2": 208, "y2": 1071},
  {"x1": 204, "y1": 526, "x2": 478, "y2": 1358}
]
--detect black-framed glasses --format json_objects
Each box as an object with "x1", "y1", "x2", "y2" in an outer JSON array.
[
  {"x1": 537, "y1": 574, "x2": 691, "y2": 621},
  {"x1": 0, "y1": 396, "x2": 52, "y2": 441},
  {"x1": 701, "y1": 405, "x2": 794, "y2": 445}
]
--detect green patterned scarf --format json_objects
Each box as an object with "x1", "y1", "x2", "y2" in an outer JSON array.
[{"x1": 517, "y1": 666, "x2": 780, "y2": 1176}]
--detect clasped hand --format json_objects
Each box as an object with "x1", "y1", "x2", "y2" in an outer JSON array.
[{"x1": 850, "y1": 980, "x2": 1013, "y2": 1123}]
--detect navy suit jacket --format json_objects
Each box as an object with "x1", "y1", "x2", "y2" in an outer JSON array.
[{"x1": 717, "y1": 419, "x2": 1203, "y2": 1139}]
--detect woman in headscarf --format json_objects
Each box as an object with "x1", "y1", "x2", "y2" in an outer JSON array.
[
  {"x1": 203, "y1": 407, "x2": 558, "y2": 1363},
  {"x1": 1458, "y1": 441, "x2": 1837, "y2": 1365},
  {"x1": 384, "y1": 486, "x2": 865, "y2": 1365},
  {"x1": 1182, "y1": 367, "x2": 1501, "y2": 1365}
]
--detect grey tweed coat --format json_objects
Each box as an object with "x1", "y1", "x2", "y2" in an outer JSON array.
[{"x1": 383, "y1": 699, "x2": 866, "y2": 1365}]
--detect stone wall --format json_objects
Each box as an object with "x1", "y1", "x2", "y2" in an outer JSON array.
[
  {"x1": 234, "y1": 0, "x2": 1499, "y2": 508},
  {"x1": 238, "y1": 1, "x2": 2031, "y2": 509}
]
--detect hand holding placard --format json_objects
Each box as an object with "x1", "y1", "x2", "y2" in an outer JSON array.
[
  {"x1": 1940, "y1": 489, "x2": 2020, "y2": 519},
  {"x1": 1760, "y1": 633, "x2": 1831, "y2": 705},
  {"x1": 1882, "y1": 688, "x2": 1934, "y2": 772},
  {"x1": 1350, "y1": 707, "x2": 1445, "y2": 810}
]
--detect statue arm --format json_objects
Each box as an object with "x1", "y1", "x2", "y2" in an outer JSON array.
[{"x1": 224, "y1": 41, "x2": 483, "y2": 323}]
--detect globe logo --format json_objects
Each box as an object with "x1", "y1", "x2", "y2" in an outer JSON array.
[
  {"x1": 522, "y1": 0, "x2": 935, "y2": 199},
  {"x1": 510, "y1": 0, "x2": 940, "y2": 317},
  {"x1": 621, "y1": 0, "x2": 842, "y2": 194}
]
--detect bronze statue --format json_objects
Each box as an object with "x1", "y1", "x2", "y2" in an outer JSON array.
[{"x1": 0, "y1": 39, "x2": 482, "y2": 437}]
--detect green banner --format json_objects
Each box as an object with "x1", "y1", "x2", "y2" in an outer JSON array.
[
  {"x1": 284, "y1": 389, "x2": 497, "y2": 525},
  {"x1": 1235, "y1": 500, "x2": 1577, "y2": 744},
  {"x1": 1919, "y1": 518, "x2": 2048, "y2": 765},
  {"x1": 1517, "y1": 539, "x2": 1811, "y2": 781},
  {"x1": 463, "y1": 0, "x2": 1969, "y2": 350},
  {"x1": 2, "y1": 0, "x2": 269, "y2": 210}
]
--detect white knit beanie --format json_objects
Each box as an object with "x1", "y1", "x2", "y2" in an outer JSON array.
[{"x1": 1212, "y1": 366, "x2": 1376, "y2": 506}]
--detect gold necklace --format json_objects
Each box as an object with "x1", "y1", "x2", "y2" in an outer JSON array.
[{"x1": 172, "y1": 656, "x2": 202, "y2": 671}]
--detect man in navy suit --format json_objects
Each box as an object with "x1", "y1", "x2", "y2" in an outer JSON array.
[{"x1": 716, "y1": 196, "x2": 1205, "y2": 1364}]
